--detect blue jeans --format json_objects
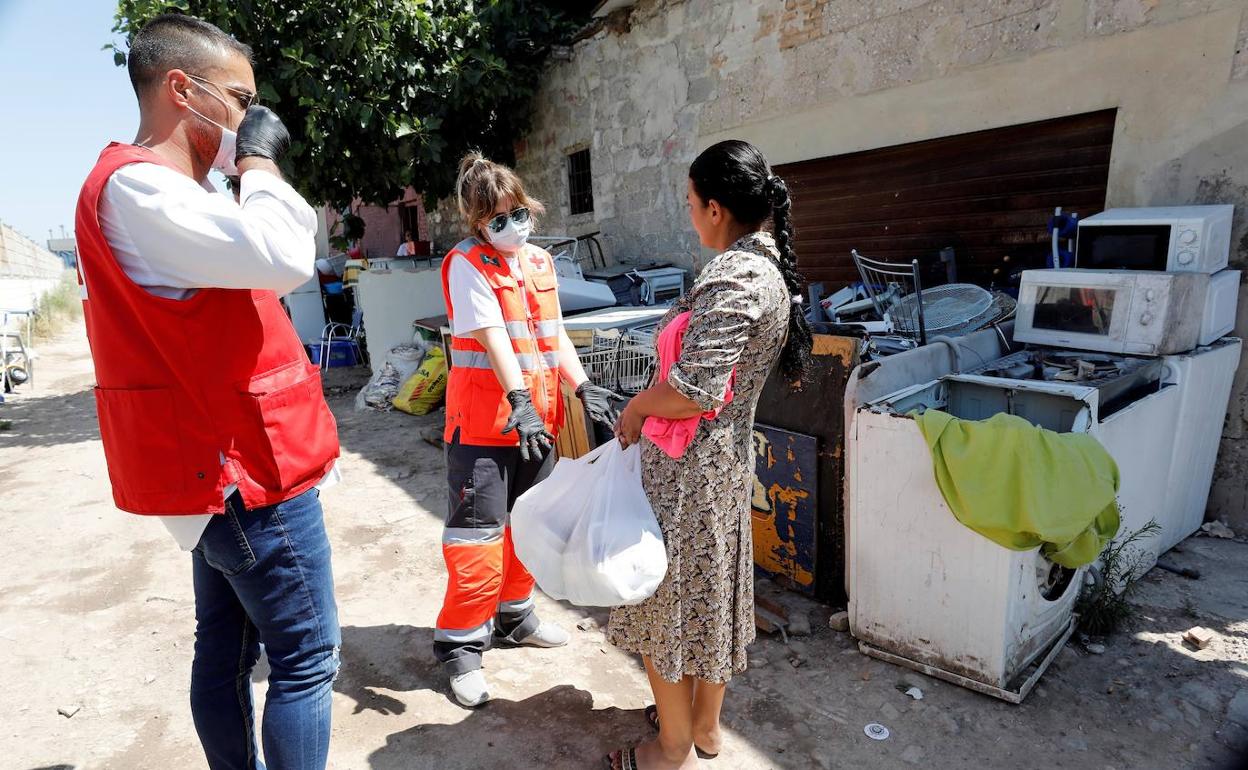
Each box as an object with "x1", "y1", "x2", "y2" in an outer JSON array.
[{"x1": 190, "y1": 489, "x2": 340, "y2": 770}]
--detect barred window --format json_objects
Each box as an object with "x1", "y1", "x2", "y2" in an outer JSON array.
[{"x1": 567, "y1": 149, "x2": 594, "y2": 215}]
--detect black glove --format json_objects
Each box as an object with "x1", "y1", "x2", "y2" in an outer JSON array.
[
  {"x1": 235, "y1": 105, "x2": 291, "y2": 165},
  {"x1": 576, "y1": 381, "x2": 624, "y2": 428},
  {"x1": 502, "y1": 389, "x2": 554, "y2": 461}
]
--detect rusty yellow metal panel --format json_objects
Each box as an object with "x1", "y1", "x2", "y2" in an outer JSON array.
[
  {"x1": 752, "y1": 424, "x2": 819, "y2": 595},
  {"x1": 755, "y1": 334, "x2": 859, "y2": 604}
]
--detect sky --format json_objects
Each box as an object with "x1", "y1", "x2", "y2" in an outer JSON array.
[{"x1": 0, "y1": 1, "x2": 140, "y2": 245}]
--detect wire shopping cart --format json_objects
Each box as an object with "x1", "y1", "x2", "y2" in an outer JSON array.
[{"x1": 577, "y1": 326, "x2": 657, "y2": 395}]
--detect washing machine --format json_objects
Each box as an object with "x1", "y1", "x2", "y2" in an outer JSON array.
[
  {"x1": 1158, "y1": 338, "x2": 1243, "y2": 552},
  {"x1": 848, "y1": 376, "x2": 1094, "y2": 702}
]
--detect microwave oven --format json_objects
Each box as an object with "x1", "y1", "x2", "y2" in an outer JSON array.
[
  {"x1": 1014, "y1": 269, "x2": 1240, "y2": 355},
  {"x1": 1075, "y1": 205, "x2": 1233, "y2": 274}
]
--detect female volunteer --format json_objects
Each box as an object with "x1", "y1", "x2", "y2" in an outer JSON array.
[{"x1": 434, "y1": 153, "x2": 621, "y2": 708}]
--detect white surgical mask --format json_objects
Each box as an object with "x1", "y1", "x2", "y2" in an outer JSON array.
[
  {"x1": 486, "y1": 217, "x2": 532, "y2": 253},
  {"x1": 186, "y1": 82, "x2": 240, "y2": 175}
]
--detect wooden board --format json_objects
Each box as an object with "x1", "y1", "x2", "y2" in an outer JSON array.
[{"x1": 556, "y1": 382, "x2": 593, "y2": 459}]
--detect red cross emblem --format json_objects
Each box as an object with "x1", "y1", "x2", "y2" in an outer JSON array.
[{"x1": 527, "y1": 253, "x2": 547, "y2": 272}]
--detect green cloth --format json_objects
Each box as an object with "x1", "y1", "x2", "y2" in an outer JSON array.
[{"x1": 914, "y1": 410, "x2": 1121, "y2": 568}]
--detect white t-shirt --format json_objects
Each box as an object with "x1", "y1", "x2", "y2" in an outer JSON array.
[
  {"x1": 446, "y1": 245, "x2": 562, "y2": 336},
  {"x1": 97, "y1": 161, "x2": 339, "y2": 550}
]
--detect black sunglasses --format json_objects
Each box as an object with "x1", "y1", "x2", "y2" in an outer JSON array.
[{"x1": 486, "y1": 207, "x2": 531, "y2": 234}]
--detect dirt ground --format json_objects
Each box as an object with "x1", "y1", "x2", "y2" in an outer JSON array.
[{"x1": 2, "y1": 322, "x2": 1248, "y2": 769}]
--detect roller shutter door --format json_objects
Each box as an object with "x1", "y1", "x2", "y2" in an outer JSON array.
[{"x1": 774, "y1": 109, "x2": 1116, "y2": 289}]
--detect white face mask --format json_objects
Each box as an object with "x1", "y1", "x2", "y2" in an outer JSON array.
[
  {"x1": 186, "y1": 82, "x2": 240, "y2": 176},
  {"x1": 485, "y1": 217, "x2": 532, "y2": 254}
]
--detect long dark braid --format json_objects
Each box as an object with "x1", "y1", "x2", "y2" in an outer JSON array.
[
  {"x1": 689, "y1": 140, "x2": 813, "y2": 384},
  {"x1": 762, "y1": 174, "x2": 813, "y2": 382}
]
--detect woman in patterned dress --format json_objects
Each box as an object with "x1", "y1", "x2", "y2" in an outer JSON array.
[{"x1": 603, "y1": 140, "x2": 813, "y2": 770}]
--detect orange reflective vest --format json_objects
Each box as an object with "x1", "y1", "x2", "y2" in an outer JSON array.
[{"x1": 441, "y1": 238, "x2": 564, "y2": 446}]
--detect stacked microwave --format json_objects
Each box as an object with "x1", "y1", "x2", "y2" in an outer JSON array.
[{"x1": 1015, "y1": 205, "x2": 1239, "y2": 354}]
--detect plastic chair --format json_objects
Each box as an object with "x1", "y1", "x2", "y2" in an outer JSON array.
[
  {"x1": 851, "y1": 249, "x2": 928, "y2": 347},
  {"x1": 316, "y1": 311, "x2": 364, "y2": 371}
]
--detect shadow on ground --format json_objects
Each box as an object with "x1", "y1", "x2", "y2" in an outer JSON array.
[
  {"x1": 334, "y1": 624, "x2": 440, "y2": 715},
  {"x1": 0, "y1": 389, "x2": 99, "y2": 448},
  {"x1": 366, "y1": 684, "x2": 645, "y2": 770}
]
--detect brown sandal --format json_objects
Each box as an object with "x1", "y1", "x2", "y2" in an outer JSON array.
[
  {"x1": 643, "y1": 705, "x2": 719, "y2": 760},
  {"x1": 602, "y1": 746, "x2": 639, "y2": 770}
]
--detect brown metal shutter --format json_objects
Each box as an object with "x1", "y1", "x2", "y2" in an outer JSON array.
[{"x1": 774, "y1": 109, "x2": 1116, "y2": 290}]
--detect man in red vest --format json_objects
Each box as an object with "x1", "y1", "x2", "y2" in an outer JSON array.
[{"x1": 75, "y1": 15, "x2": 340, "y2": 770}]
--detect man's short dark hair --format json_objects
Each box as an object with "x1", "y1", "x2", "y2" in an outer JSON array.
[{"x1": 126, "y1": 14, "x2": 253, "y2": 98}]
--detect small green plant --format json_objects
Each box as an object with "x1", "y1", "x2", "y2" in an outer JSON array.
[
  {"x1": 1075, "y1": 519, "x2": 1161, "y2": 636},
  {"x1": 32, "y1": 272, "x2": 83, "y2": 343},
  {"x1": 0, "y1": 420, "x2": 12, "y2": 431}
]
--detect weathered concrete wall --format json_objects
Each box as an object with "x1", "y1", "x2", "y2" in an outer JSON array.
[
  {"x1": 0, "y1": 222, "x2": 68, "y2": 327},
  {"x1": 481, "y1": 0, "x2": 1248, "y2": 268}
]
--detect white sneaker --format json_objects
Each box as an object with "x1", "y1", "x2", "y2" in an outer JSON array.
[
  {"x1": 516, "y1": 621, "x2": 569, "y2": 648},
  {"x1": 449, "y1": 669, "x2": 491, "y2": 708}
]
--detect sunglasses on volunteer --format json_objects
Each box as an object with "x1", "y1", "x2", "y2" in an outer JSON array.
[{"x1": 486, "y1": 207, "x2": 531, "y2": 234}]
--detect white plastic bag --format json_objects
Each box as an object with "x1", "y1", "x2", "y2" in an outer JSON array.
[
  {"x1": 511, "y1": 439, "x2": 667, "y2": 607},
  {"x1": 356, "y1": 343, "x2": 429, "y2": 410}
]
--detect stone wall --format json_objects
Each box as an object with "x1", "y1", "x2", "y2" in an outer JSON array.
[{"x1": 428, "y1": 0, "x2": 1248, "y2": 526}]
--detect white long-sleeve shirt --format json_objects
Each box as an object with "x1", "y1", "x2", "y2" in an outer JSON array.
[{"x1": 97, "y1": 161, "x2": 338, "y2": 550}]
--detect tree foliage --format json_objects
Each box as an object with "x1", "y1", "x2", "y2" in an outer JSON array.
[{"x1": 109, "y1": 1, "x2": 591, "y2": 207}]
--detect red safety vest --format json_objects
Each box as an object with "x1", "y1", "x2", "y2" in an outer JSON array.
[
  {"x1": 74, "y1": 143, "x2": 340, "y2": 515},
  {"x1": 441, "y1": 237, "x2": 564, "y2": 446}
]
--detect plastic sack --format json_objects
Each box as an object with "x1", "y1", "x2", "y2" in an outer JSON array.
[
  {"x1": 356, "y1": 344, "x2": 428, "y2": 411},
  {"x1": 511, "y1": 439, "x2": 667, "y2": 607},
  {"x1": 392, "y1": 347, "x2": 448, "y2": 415}
]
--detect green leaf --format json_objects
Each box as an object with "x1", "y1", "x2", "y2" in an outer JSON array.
[{"x1": 394, "y1": 119, "x2": 421, "y2": 139}]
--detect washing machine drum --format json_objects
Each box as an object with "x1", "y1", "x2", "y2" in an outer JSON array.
[{"x1": 1037, "y1": 557, "x2": 1078, "y2": 601}]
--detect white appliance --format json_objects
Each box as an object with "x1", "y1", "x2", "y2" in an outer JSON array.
[
  {"x1": 849, "y1": 377, "x2": 1093, "y2": 702},
  {"x1": 558, "y1": 277, "x2": 619, "y2": 312},
  {"x1": 1157, "y1": 339, "x2": 1243, "y2": 553},
  {"x1": 285, "y1": 274, "x2": 326, "y2": 343},
  {"x1": 849, "y1": 355, "x2": 1185, "y2": 700},
  {"x1": 1075, "y1": 205, "x2": 1233, "y2": 273},
  {"x1": 631, "y1": 267, "x2": 686, "y2": 305},
  {"x1": 1201, "y1": 269, "x2": 1241, "y2": 345},
  {"x1": 1014, "y1": 268, "x2": 1239, "y2": 355}
]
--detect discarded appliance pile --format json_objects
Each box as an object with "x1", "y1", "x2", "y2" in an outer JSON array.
[
  {"x1": 844, "y1": 204, "x2": 1240, "y2": 702},
  {"x1": 809, "y1": 248, "x2": 1019, "y2": 360}
]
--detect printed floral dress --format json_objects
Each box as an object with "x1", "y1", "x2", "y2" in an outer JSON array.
[{"x1": 607, "y1": 231, "x2": 790, "y2": 683}]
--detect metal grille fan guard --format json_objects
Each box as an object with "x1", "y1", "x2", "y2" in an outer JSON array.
[{"x1": 889, "y1": 283, "x2": 993, "y2": 334}]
